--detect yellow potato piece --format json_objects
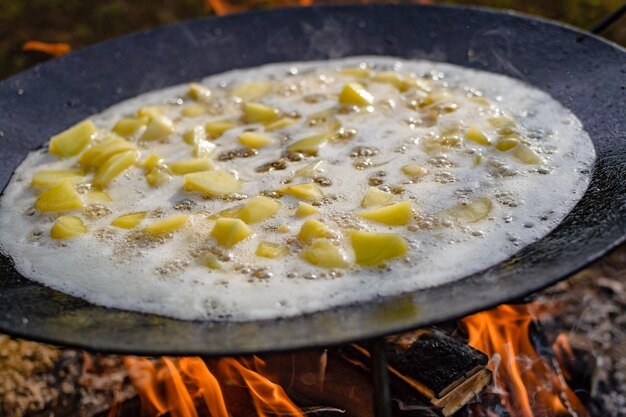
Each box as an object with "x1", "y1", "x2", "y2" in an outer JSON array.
[
  {"x1": 351, "y1": 231, "x2": 408, "y2": 267},
  {"x1": 111, "y1": 212, "x2": 147, "y2": 229},
  {"x1": 242, "y1": 102, "x2": 279, "y2": 124},
  {"x1": 183, "y1": 125, "x2": 207, "y2": 145},
  {"x1": 232, "y1": 82, "x2": 271, "y2": 100},
  {"x1": 143, "y1": 152, "x2": 166, "y2": 171},
  {"x1": 199, "y1": 253, "x2": 222, "y2": 270},
  {"x1": 93, "y1": 150, "x2": 138, "y2": 186},
  {"x1": 512, "y1": 143, "x2": 542, "y2": 164},
  {"x1": 49, "y1": 119, "x2": 96, "y2": 158},
  {"x1": 339, "y1": 82, "x2": 374, "y2": 106},
  {"x1": 277, "y1": 224, "x2": 290, "y2": 233},
  {"x1": 188, "y1": 83, "x2": 212, "y2": 101},
  {"x1": 144, "y1": 214, "x2": 190, "y2": 235},
  {"x1": 294, "y1": 160, "x2": 325, "y2": 178},
  {"x1": 465, "y1": 125, "x2": 491, "y2": 146},
  {"x1": 264, "y1": 117, "x2": 296, "y2": 132},
  {"x1": 338, "y1": 67, "x2": 372, "y2": 78},
  {"x1": 238, "y1": 132, "x2": 274, "y2": 149},
  {"x1": 372, "y1": 72, "x2": 413, "y2": 92},
  {"x1": 181, "y1": 104, "x2": 207, "y2": 118},
  {"x1": 183, "y1": 170, "x2": 240, "y2": 196},
  {"x1": 85, "y1": 190, "x2": 112, "y2": 203},
  {"x1": 357, "y1": 201, "x2": 412, "y2": 226},
  {"x1": 440, "y1": 197, "x2": 493, "y2": 224},
  {"x1": 50, "y1": 215, "x2": 87, "y2": 239},
  {"x1": 488, "y1": 116, "x2": 515, "y2": 128},
  {"x1": 170, "y1": 159, "x2": 214, "y2": 175},
  {"x1": 31, "y1": 168, "x2": 84, "y2": 189},
  {"x1": 297, "y1": 219, "x2": 334, "y2": 243},
  {"x1": 238, "y1": 196, "x2": 281, "y2": 224},
  {"x1": 295, "y1": 202, "x2": 318, "y2": 217},
  {"x1": 139, "y1": 115, "x2": 175, "y2": 141},
  {"x1": 495, "y1": 137, "x2": 518, "y2": 152},
  {"x1": 280, "y1": 183, "x2": 324, "y2": 202},
  {"x1": 400, "y1": 164, "x2": 428, "y2": 178},
  {"x1": 112, "y1": 117, "x2": 148, "y2": 137},
  {"x1": 35, "y1": 181, "x2": 83, "y2": 212},
  {"x1": 194, "y1": 140, "x2": 216, "y2": 159},
  {"x1": 286, "y1": 133, "x2": 329, "y2": 156},
  {"x1": 301, "y1": 239, "x2": 347, "y2": 268},
  {"x1": 136, "y1": 106, "x2": 164, "y2": 120},
  {"x1": 205, "y1": 120, "x2": 237, "y2": 137},
  {"x1": 145, "y1": 170, "x2": 171, "y2": 187},
  {"x1": 78, "y1": 135, "x2": 136, "y2": 167},
  {"x1": 361, "y1": 187, "x2": 393, "y2": 208},
  {"x1": 256, "y1": 241, "x2": 288, "y2": 259},
  {"x1": 211, "y1": 218, "x2": 253, "y2": 248}
]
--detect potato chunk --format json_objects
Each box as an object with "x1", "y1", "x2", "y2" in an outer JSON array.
[
  {"x1": 170, "y1": 159, "x2": 214, "y2": 175},
  {"x1": 187, "y1": 83, "x2": 212, "y2": 101},
  {"x1": 264, "y1": 117, "x2": 296, "y2": 132},
  {"x1": 112, "y1": 117, "x2": 148, "y2": 137},
  {"x1": 372, "y1": 72, "x2": 413, "y2": 92},
  {"x1": 287, "y1": 133, "x2": 329, "y2": 156},
  {"x1": 49, "y1": 119, "x2": 96, "y2": 158},
  {"x1": 111, "y1": 212, "x2": 147, "y2": 229},
  {"x1": 181, "y1": 105, "x2": 207, "y2": 118},
  {"x1": 242, "y1": 102, "x2": 279, "y2": 124},
  {"x1": 35, "y1": 181, "x2": 83, "y2": 212},
  {"x1": 256, "y1": 241, "x2": 288, "y2": 259},
  {"x1": 144, "y1": 214, "x2": 190, "y2": 235},
  {"x1": 78, "y1": 135, "x2": 136, "y2": 167},
  {"x1": 183, "y1": 126, "x2": 207, "y2": 145},
  {"x1": 465, "y1": 126, "x2": 491, "y2": 146},
  {"x1": 361, "y1": 187, "x2": 393, "y2": 208},
  {"x1": 205, "y1": 120, "x2": 237, "y2": 137},
  {"x1": 31, "y1": 169, "x2": 84, "y2": 189},
  {"x1": 238, "y1": 196, "x2": 281, "y2": 224},
  {"x1": 50, "y1": 215, "x2": 87, "y2": 239},
  {"x1": 232, "y1": 83, "x2": 271, "y2": 100},
  {"x1": 440, "y1": 197, "x2": 493, "y2": 224},
  {"x1": 297, "y1": 219, "x2": 334, "y2": 243},
  {"x1": 339, "y1": 82, "x2": 374, "y2": 106},
  {"x1": 211, "y1": 218, "x2": 253, "y2": 248},
  {"x1": 139, "y1": 115, "x2": 175, "y2": 141},
  {"x1": 280, "y1": 183, "x2": 324, "y2": 202},
  {"x1": 238, "y1": 132, "x2": 273, "y2": 149},
  {"x1": 295, "y1": 202, "x2": 318, "y2": 217},
  {"x1": 512, "y1": 144, "x2": 542, "y2": 164},
  {"x1": 357, "y1": 201, "x2": 412, "y2": 226},
  {"x1": 400, "y1": 164, "x2": 428, "y2": 178},
  {"x1": 301, "y1": 239, "x2": 347, "y2": 268},
  {"x1": 351, "y1": 232, "x2": 408, "y2": 267},
  {"x1": 93, "y1": 150, "x2": 139, "y2": 186},
  {"x1": 183, "y1": 170, "x2": 240, "y2": 196}
]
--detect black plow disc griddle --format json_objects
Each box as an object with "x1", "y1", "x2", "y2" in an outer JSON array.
[{"x1": 0, "y1": 4, "x2": 624, "y2": 357}]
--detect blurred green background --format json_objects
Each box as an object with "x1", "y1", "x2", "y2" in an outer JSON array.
[{"x1": 0, "y1": 0, "x2": 624, "y2": 80}]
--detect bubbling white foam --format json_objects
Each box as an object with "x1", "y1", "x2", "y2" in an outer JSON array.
[{"x1": 0, "y1": 57, "x2": 595, "y2": 321}]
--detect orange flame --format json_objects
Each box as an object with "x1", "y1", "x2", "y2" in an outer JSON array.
[
  {"x1": 22, "y1": 41, "x2": 71, "y2": 57},
  {"x1": 462, "y1": 304, "x2": 589, "y2": 417},
  {"x1": 205, "y1": 0, "x2": 312, "y2": 16},
  {"x1": 125, "y1": 355, "x2": 304, "y2": 417}
]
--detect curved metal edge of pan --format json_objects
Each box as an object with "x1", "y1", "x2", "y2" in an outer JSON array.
[{"x1": 0, "y1": 4, "x2": 625, "y2": 356}]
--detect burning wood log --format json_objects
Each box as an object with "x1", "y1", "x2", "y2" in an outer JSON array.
[{"x1": 346, "y1": 328, "x2": 491, "y2": 417}]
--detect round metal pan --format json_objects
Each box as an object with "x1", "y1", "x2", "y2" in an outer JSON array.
[{"x1": 0, "y1": 4, "x2": 624, "y2": 356}]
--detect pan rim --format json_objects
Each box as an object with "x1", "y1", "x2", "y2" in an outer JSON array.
[{"x1": 0, "y1": 3, "x2": 624, "y2": 355}]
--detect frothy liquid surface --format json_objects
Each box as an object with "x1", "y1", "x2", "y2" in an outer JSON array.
[{"x1": 0, "y1": 57, "x2": 595, "y2": 321}]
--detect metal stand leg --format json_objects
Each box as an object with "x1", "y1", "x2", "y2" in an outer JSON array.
[{"x1": 370, "y1": 337, "x2": 392, "y2": 417}]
